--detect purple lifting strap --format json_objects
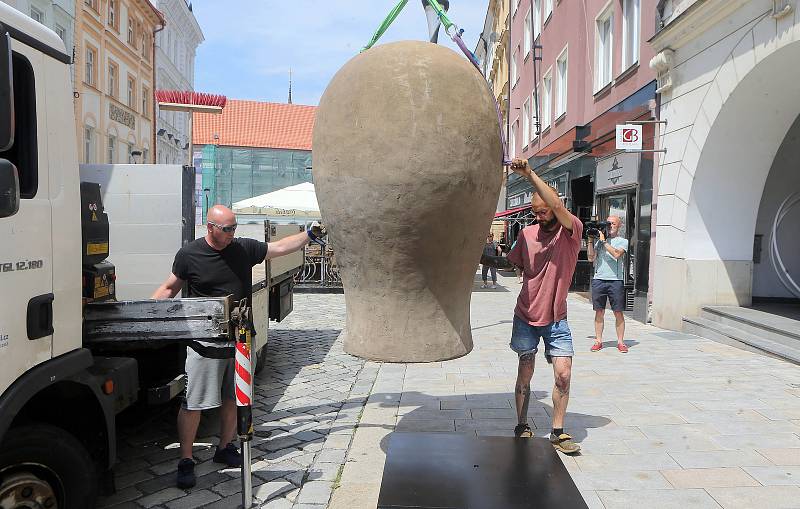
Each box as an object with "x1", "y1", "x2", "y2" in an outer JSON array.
[{"x1": 452, "y1": 32, "x2": 512, "y2": 166}]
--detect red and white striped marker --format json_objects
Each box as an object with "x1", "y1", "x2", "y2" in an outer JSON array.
[{"x1": 235, "y1": 341, "x2": 253, "y2": 407}]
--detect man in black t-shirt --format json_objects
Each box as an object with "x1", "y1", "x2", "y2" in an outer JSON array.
[{"x1": 152, "y1": 205, "x2": 321, "y2": 489}]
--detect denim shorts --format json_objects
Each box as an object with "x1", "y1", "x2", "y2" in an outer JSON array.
[
  {"x1": 510, "y1": 315, "x2": 574, "y2": 357},
  {"x1": 591, "y1": 279, "x2": 625, "y2": 311}
]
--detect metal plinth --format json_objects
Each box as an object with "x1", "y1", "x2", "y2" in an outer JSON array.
[{"x1": 377, "y1": 432, "x2": 588, "y2": 509}]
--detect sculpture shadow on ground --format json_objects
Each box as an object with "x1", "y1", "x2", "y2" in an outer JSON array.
[{"x1": 369, "y1": 390, "x2": 613, "y2": 455}]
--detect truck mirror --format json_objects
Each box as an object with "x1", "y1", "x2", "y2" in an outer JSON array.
[
  {"x1": 0, "y1": 158, "x2": 19, "y2": 217},
  {"x1": 0, "y1": 26, "x2": 13, "y2": 151}
]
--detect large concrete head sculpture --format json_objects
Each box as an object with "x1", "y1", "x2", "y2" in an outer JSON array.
[{"x1": 313, "y1": 41, "x2": 503, "y2": 362}]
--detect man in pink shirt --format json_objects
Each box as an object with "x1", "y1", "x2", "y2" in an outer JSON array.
[{"x1": 506, "y1": 158, "x2": 582, "y2": 455}]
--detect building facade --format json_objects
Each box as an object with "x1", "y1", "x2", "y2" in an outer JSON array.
[
  {"x1": 74, "y1": 0, "x2": 163, "y2": 164},
  {"x1": 504, "y1": 0, "x2": 658, "y2": 319},
  {"x1": 192, "y1": 99, "x2": 316, "y2": 222},
  {"x1": 154, "y1": 0, "x2": 202, "y2": 165},
  {"x1": 649, "y1": 0, "x2": 800, "y2": 329},
  {"x1": 474, "y1": 0, "x2": 510, "y2": 214},
  {"x1": 1, "y1": 0, "x2": 75, "y2": 82}
]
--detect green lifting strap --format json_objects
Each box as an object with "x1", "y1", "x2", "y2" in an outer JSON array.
[
  {"x1": 425, "y1": 0, "x2": 454, "y2": 31},
  {"x1": 362, "y1": 0, "x2": 409, "y2": 52}
]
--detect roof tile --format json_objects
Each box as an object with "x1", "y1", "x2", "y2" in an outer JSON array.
[{"x1": 192, "y1": 99, "x2": 316, "y2": 150}]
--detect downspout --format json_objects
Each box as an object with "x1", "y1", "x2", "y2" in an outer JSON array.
[{"x1": 152, "y1": 17, "x2": 165, "y2": 163}]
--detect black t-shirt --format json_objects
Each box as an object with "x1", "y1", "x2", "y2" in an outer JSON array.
[{"x1": 172, "y1": 237, "x2": 268, "y2": 306}]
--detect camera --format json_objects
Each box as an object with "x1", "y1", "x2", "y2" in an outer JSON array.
[{"x1": 585, "y1": 220, "x2": 611, "y2": 238}]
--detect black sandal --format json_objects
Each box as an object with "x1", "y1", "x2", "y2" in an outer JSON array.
[{"x1": 514, "y1": 423, "x2": 533, "y2": 438}]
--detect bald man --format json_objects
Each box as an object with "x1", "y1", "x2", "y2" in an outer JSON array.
[
  {"x1": 153, "y1": 205, "x2": 320, "y2": 489},
  {"x1": 506, "y1": 158, "x2": 582, "y2": 455},
  {"x1": 587, "y1": 215, "x2": 629, "y2": 353}
]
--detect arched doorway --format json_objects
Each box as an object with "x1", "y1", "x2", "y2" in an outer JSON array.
[{"x1": 652, "y1": 36, "x2": 800, "y2": 328}]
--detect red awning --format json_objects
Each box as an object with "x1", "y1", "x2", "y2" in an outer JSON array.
[{"x1": 494, "y1": 205, "x2": 531, "y2": 218}]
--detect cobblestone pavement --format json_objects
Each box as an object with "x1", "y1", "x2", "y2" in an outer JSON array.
[
  {"x1": 99, "y1": 274, "x2": 800, "y2": 509},
  {"x1": 98, "y1": 293, "x2": 376, "y2": 509}
]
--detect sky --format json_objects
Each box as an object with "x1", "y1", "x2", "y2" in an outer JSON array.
[{"x1": 191, "y1": 1, "x2": 491, "y2": 107}]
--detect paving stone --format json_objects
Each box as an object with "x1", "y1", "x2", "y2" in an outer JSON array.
[
  {"x1": 661, "y1": 467, "x2": 760, "y2": 488},
  {"x1": 295, "y1": 481, "x2": 334, "y2": 505},
  {"x1": 705, "y1": 486, "x2": 800, "y2": 509},
  {"x1": 670, "y1": 450, "x2": 774, "y2": 468},
  {"x1": 96, "y1": 487, "x2": 143, "y2": 508},
  {"x1": 742, "y1": 465, "x2": 800, "y2": 486},
  {"x1": 136, "y1": 487, "x2": 186, "y2": 508},
  {"x1": 756, "y1": 448, "x2": 800, "y2": 466},
  {"x1": 253, "y1": 480, "x2": 295, "y2": 502},
  {"x1": 596, "y1": 488, "x2": 722, "y2": 509},
  {"x1": 164, "y1": 489, "x2": 220, "y2": 509}
]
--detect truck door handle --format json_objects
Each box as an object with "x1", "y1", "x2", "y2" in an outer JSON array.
[{"x1": 27, "y1": 293, "x2": 54, "y2": 340}]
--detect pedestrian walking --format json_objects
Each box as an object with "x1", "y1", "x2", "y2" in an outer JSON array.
[
  {"x1": 481, "y1": 233, "x2": 502, "y2": 289},
  {"x1": 506, "y1": 158, "x2": 582, "y2": 455},
  {"x1": 587, "y1": 216, "x2": 629, "y2": 353}
]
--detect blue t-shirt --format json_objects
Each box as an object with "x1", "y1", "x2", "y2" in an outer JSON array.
[{"x1": 593, "y1": 236, "x2": 628, "y2": 280}]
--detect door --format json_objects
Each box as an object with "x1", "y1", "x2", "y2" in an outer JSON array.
[
  {"x1": 600, "y1": 191, "x2": 637, "y2": 308},
  {"x1": 0, "y1": 45, "x2": 54, "y2": 394}
]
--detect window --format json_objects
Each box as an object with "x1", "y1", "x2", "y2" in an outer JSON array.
[
  {"x1": 533, "y1": 0, "x2": 542, "y2": 41},
  {"x1": 0, "y1": 53, "x2": 39, "y2": 198},
  {"x1": 542, "y1": 70, "x2": 552, "y2": 129},
  {"x1": 55, "y1": 25, "x2": 66, "y2": 44},
  {"x1": 531, "y1": 91, "x2": 538, "y2": 141},
  {"x1": 512, "y1": 0, "x2": 518, "y2": 17},
  {"x1": 127, "y1": 76, "x2": 136, "y2": 109},
  {"x1": 84, "y1": 0, "x2": 98, "y2": 12},
  {"x1": 141, "y1": 33, "x2": 150, "y2": 61},
  {"x1": 522, "y1": 98, "x2": 530, "y2": 145},
  {"x1": 108, "y1": 0, "x2": 117, "y2": 30},
  {"x1": 142, "y1": 86, "x2": 149, "y2": 117},
  {"x1": 544, "y1": 0, "x2": 553, "y2": 20},
  {"x1": 524, "y1": 10, "x2": 532, "y2": 57},
  {"x1": 556, "y1": 49, "x2": 568, "y2": 118},
  {"x1": 128, "y1": 18, "x2": 135, "y2": 44},
  {"x1": 84, "y1": 127, "x2": 95, "y2": 163},
  {"x1": 85, "y1": 46, "x2": 96, "y2": 86},
  {"x1": 30, "y1": 6, "x2": 44, "y2": 24},
  {"x1": 511, "y1": 47, "x2": 518, "y2": 86},
  {"x1": 595, "y1": 6, "x2": 613, "y2": 90},
  {"x1": 108, "y1": 61, "x2": 117, "y2": 97},
  {"x1": 623, "y1": 0, "x2": 640, "y2": 69},
  {"x1": 107, "y1": 135, "x2": 116, "y2": 163},
  {"x1": 510, "y1": 120, "x2": 517, "y2": 158}
]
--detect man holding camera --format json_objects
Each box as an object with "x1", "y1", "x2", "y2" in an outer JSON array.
[{"x1": 586, "y1": 216, "x2": 629, "y2": 353}]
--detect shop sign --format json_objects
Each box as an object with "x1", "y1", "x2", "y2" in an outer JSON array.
[
  {"x1": 596, "y1": 153, "x2": 640, "y2": 192},
  {"x1": 615, "y1": 124, "x2": 642, "y2": 151},
  {"x1": 110, "y1": 103, "x2": 135, "y2": 130}
]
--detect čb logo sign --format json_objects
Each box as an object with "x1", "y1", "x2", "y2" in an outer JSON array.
[{"x1": 616, "y1": 124, "x2": 642, "y2": 151}]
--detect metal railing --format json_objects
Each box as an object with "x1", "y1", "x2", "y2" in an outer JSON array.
[{"x1": 294, "y1": 239, "x2": 342, "y2": 287}]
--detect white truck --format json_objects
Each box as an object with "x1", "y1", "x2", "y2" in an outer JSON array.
[{"x1": 0, "y1": 6, "x2": 301, "y2": 507}]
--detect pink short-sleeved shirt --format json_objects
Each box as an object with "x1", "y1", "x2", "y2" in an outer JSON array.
[{"x1": 506, "y1": 215, "x2": 583, "y2": 326}]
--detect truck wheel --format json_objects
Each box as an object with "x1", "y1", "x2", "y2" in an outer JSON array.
[{"x1": 0, "y1": 424, "x2": 97, "y2": 509}]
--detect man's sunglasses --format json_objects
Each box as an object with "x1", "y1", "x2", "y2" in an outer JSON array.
[{"x1": 209, "y1": 221, "x2": 237, "y2": 233}]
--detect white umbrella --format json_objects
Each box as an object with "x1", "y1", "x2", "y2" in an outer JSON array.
[{"x1": 232, "y1": 182, "x2": 320, "y2": 219}]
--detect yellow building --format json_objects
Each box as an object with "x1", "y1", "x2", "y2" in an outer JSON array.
[
  {"x1": 75, "y1": 0, "x2": 164, "y2": 163},
  {"x1": 475, "y1": 0, "x2": 510, "y2": 225}
]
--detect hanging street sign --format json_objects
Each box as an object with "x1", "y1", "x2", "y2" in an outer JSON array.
[{"x1": 616, "y1": 124, "x2": 643, "y2": 151}]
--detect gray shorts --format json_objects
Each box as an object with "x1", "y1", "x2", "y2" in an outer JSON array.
[{"x1": 183, "y1": 346, "x2": 235, "y2": 410}]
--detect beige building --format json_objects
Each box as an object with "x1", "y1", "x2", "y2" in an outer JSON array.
[
  {"x1": 474, "y1": 0, "x2": 509, "y2": 213},
  {"x1": 75, "y1": 0, "x2": 164, "y2": 164}
]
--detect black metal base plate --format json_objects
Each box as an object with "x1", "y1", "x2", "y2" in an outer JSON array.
[{"x1": 377, "y1": 432, "x2": 587, "y2": 509}]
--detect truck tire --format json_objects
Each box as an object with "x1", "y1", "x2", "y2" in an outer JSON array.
[{"x1": 0, "y1": 424, "x2": 97, "y2": 509}]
